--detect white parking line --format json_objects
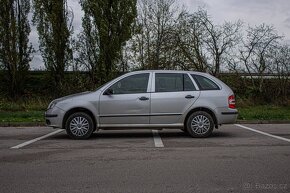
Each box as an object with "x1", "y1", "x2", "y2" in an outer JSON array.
[
  {"x1": 235, "y1": 124, "x2": 290, "y2": 143},
  {"x1": 152, "y1": 130, "x2": 164, "y2": 147},
  {"x1": 11, "y1": 129, "x2": 64, "y2": 149}
]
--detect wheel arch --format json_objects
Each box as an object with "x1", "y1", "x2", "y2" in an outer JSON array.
[
  {"x1": 184, "y1": 107, "x2": 218, "y2": 128},
  {"x1": 62, "y1": 107, "x2": 97, "y2": 130}
]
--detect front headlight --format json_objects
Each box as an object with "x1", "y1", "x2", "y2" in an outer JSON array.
[{"x1": 47, "y1": 101, "x2": 57, "y2": 109}]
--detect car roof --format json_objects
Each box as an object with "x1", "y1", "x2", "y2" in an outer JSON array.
[{"x1": 129, "y1": 70, "x2": 209, "y2": 76}]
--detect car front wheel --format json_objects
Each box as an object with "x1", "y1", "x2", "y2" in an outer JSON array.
[
  {"x1": 186, "y1": 111, "x2": 214, "y2": 138},
  {"x1": 65, "y1": 112, "x2": 94, "y2": 139}
]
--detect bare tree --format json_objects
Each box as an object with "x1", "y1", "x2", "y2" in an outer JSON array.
[
  {"x1": 239, "y1": 24, "x2": 282, "y2": 93},
  {"x1": 175, "y1": 9, "x2": 209, "y2": 71},
  {"x1": 175, "y1": 8, "x2": 242, "y2": 76},
  {"x1": 269, "y1": 44, "x2": 290, "y2": 100},
  {"x1": 132, "y1": 0, "x2": 178, "y2": 69},
  {"x1": 199, "y1": 10, "x2": 242, "y2": 76}
]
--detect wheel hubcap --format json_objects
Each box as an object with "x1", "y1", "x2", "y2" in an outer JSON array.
[
  {"x1": 191, "y1": 115, "x2": 210, "y2": 135},
  {"x1": 70, "y1": 117, "x2": 89, "y2": 137}
]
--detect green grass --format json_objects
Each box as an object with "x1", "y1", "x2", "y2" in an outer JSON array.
[
  {"x1": 0, "y1": 98, "x2": 48, "y2": 123},
  {"x1": 0, "y1": 111, "x2": 44, "y2": 123},
  {"x1": 238, "y1": 106, "x2": 290, "y2": 120},
  {"x1": 0, "y1": 98, "x2": 49, "y2": 111}
]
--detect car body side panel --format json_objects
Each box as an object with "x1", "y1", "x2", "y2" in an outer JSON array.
[
  {"x1": 150, "y1": 91, "x2": 200, "y2": 124},
  {"x1": 50, "y1": 92, "x2": 100, "y2": 129},
  {"x1": 99, "y1": 93, "x2": 150, "y2": 125},
  {"x1": 178, "y1": 90, "x2": 238, "y2": 125}
]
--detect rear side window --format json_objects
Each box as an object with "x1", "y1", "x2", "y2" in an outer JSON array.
[
  {"x1": 155, "y1": 73, "x2": 196, "y2": 92},
  {"x1": 191, "y1": 75, "x2": 220, "y2": 90}
]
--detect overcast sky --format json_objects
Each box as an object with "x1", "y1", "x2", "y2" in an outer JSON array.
[
  {"x1": 30, "y1": 0, "x2": 290, "y2": 69},
  {"x1": 182, "y1": 0, "x2": 290, "y2": 37}
]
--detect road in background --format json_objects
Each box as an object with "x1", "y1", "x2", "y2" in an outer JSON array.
[{"x1": 0, "y1": 124, "x2": 289, "y2": 193}]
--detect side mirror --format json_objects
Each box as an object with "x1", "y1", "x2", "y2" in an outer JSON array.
[{"x1": 104, "y1": 88, "x2": 114, "y2": 95}]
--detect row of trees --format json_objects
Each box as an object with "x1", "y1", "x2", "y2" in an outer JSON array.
[
  {"x1": 0, "y1": 0, "x2": 137, "y2": 98},
  {"x1": 0, "y1": 0, "x2": 289, "y2": 100}
]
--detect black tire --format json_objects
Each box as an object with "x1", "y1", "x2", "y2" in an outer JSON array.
[
  {"x1": 186, "y1": 111, "x2": 214, "y2": 138},
  {"x1": 65, "y1": 112, "x2": 94, "y2": 139}
]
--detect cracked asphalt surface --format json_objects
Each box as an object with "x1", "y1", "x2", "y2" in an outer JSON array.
[{"x1": 0, "y1": 124, "x2": 289, "y2": 193}]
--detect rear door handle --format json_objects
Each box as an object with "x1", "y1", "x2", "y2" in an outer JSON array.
[
  {"x1": 185, "y1": 95, "x2": 195, "y2": 99},
  {"x1": 139, "y1": 96, "x2": 149, "y2": 101}
]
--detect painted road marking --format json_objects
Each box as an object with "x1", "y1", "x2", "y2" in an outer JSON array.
[
  {"x1": 152, "y1": 130, "x2": 164, "y2": 147},
  {"x1": 11, "y1": 129, "x2": 64, "y2": 149},
  {"x1": 235, "y1": 124, "x2": 290, "y2": 143}
]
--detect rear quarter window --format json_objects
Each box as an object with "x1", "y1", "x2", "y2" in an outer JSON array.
[{"x1": 191, "y1": 75, "x2": 220, "y2": 90}]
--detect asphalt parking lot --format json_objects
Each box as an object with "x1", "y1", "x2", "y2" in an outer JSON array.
[{"x1": 0, "y1": 124, "x2": 289, "y2": 193}]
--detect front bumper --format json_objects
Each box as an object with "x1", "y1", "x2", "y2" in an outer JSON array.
[{"x1": 45, "y1": 107, "x2": 65, "y2": 128}]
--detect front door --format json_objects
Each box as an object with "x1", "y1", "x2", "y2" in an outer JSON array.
[{"x1": 99, "y1": 73, "x2": 151, "y2": 127}]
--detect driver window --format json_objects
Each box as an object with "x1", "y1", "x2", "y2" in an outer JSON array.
[{"x1": 108, "y1": 73, "x2": 149, "y2": 95}]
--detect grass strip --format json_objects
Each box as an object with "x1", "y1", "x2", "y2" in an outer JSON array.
[
  {"x1": 0, "y1": 111, "x2": 44, "y2": 123},
  {"x1": 238, "y1": 106, "x2": 290, "y2": 121}
]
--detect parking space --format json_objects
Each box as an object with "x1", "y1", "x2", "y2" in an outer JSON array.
[
  {"x1": 160, "y1": 124, "x2": 290, "y2": 148},
  {"x1": 2, "y1": 124, "x2": 290, "y2": 150},
  {"x1": 27, "y1": 129, "x2": 156, "y2": 149},
  {"x1": 236, "y1": 124, "x2": 290, "y2": 140},
  {"x1": 0, "y1": 127, "x2": 56, "y2": 149},
  {"x1": 0, "y1": 124, "x2": 289, "y2": 193}
]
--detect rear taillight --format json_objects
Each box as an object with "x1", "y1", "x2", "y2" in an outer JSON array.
[{"x1": 228, "y1": 95, "x2": 236, "y2": 109}]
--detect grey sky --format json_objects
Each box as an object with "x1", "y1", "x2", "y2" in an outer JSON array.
[
  {"x1": 181, "y1": 0, "x2": 290, "y2": 38},
  {"x1": 29, "y1": 0, "x2": 290, "y2": 69}
]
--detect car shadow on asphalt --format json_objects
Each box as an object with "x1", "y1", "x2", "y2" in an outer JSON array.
[
  {"x1": 159, "y1": 130, "x2": 234, "y2": 138},
  {"x1": 49, "y1": 129, "x2": 234, "y2": 140}
]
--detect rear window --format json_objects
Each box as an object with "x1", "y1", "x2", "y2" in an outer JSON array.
[{"x1": 191, "y1": 75, "x2": 220, "y2": 90}]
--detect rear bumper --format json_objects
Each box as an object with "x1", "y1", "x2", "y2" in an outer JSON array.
[{"x1": 215, "y1": 107, "x2": 238, "y2": 124}]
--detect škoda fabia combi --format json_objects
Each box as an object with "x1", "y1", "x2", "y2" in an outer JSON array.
[{"x1": 45, "y1": 70, "x2": 238, "y2": 139}]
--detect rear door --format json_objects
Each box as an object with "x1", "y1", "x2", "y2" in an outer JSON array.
[{"x1": 150, "y1": 73, "x2": 200, "y2": 124}]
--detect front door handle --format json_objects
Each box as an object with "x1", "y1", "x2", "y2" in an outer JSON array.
[
  {"x1": 185, "y1": 95, "x2": 195, "y2": 99},
  {"x1": 139, "y1": 96, "x2": 149, "y2": 101}
]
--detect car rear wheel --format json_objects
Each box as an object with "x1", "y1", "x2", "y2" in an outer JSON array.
[
  {"x1": 65, "y1": 112, "x2": 94, "y2": 139},
  {"x1": 186, "y1": 111, "x2": 214, "y2": 138}
]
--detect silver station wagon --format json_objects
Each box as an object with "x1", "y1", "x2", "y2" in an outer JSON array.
[{"x1": 45, "y1": 70, "x2": 238, "y2": 139}]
